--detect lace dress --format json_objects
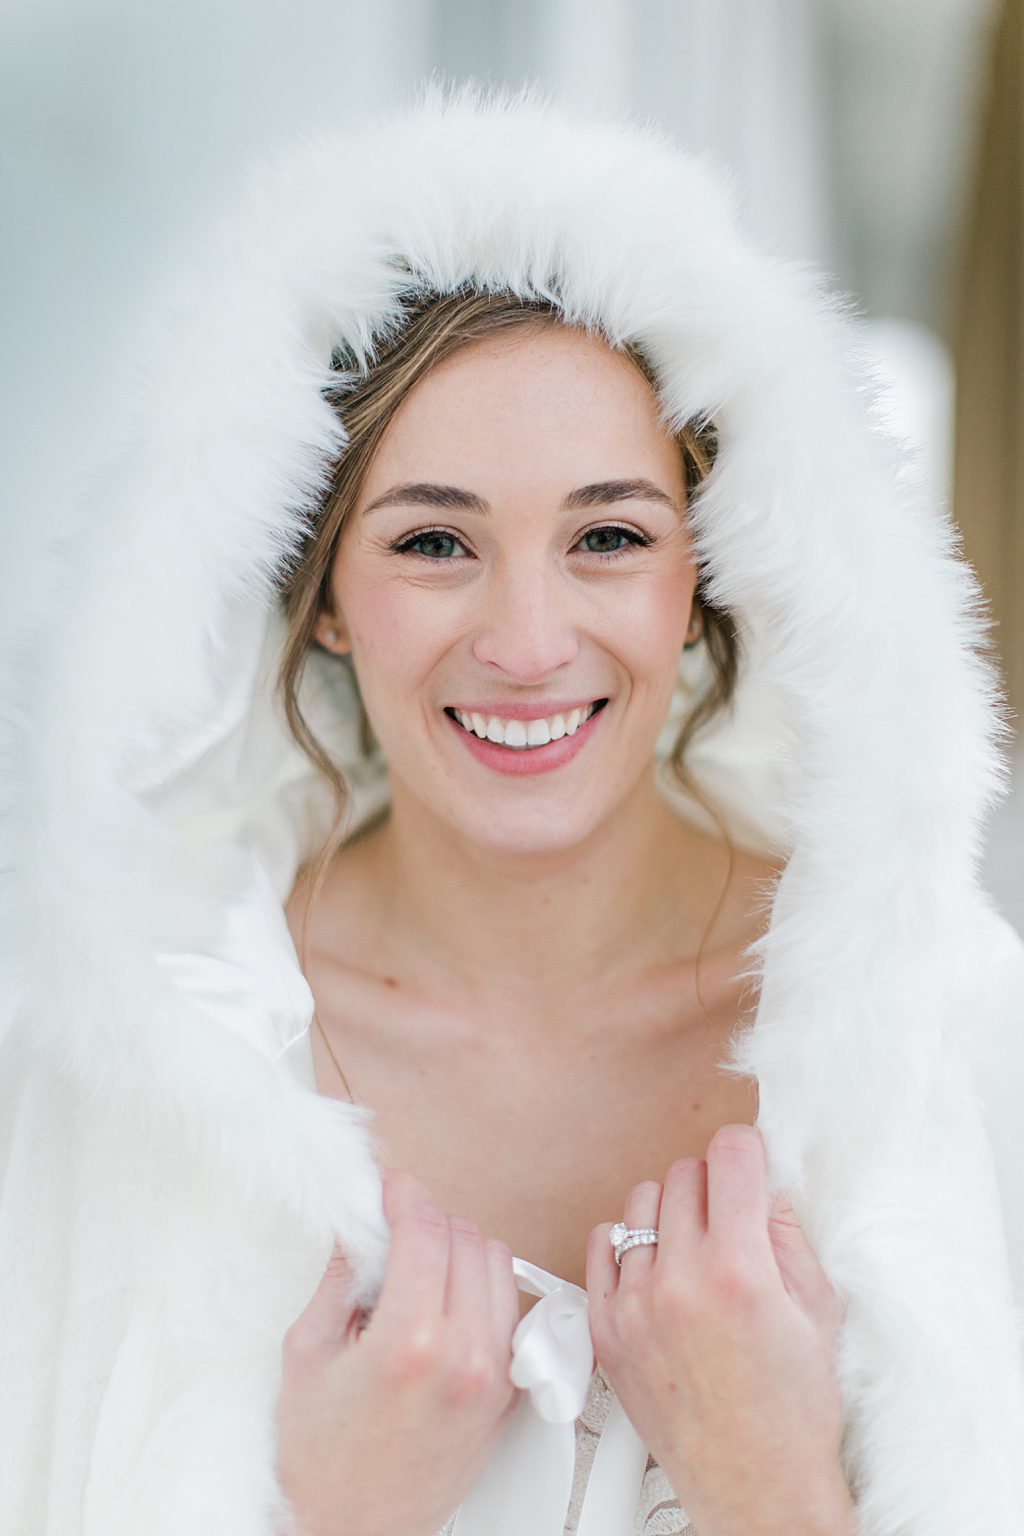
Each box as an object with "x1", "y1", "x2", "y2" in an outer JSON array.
[{"x1": 438, "y1": 1366, "x2": 696, "y2": 1536}]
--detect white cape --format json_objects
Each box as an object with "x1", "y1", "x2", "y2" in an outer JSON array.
[{"x1": 2, "y1": 91, "x2": 1024, "y2": 1536}]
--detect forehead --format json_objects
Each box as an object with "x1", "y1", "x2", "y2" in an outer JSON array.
[{"x1": 360, "y1": 322, "x2": 684, "y2": 497}]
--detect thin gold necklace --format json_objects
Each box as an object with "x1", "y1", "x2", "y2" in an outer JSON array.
[{"x1": 314, "y1": 1011, "x2": 357, "y2": 1105}]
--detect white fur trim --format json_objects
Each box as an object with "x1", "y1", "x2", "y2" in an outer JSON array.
[{"x1": 2, "y1": 87, "x2": 1023, "y2": 1534}]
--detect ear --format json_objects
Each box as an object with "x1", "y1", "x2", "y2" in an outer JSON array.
[
  {"x1": 683, "y1": 602, "x2": 704, "y2": 650},
  {"x1": 313, "y1": 608, "x2": 352, "y2": 655}
]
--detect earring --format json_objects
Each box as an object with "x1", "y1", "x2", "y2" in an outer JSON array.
[{"x1": 323, "y1": 628, "x2": 338, "y2": 647}]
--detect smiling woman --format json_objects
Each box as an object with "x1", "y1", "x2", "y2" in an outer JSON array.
[
  {"x1": 277, "y1": 300, "x2": 799, "y2": 1536},
  {"x1": 4, "y1": 92, "x2": 1024, "y2": 1536},
  {"x1": 279, "y1": 289, "x2": 735, "y2": 821},
  {"x1": 290, "y1": 309, "x2": 702, "y2": 826}
]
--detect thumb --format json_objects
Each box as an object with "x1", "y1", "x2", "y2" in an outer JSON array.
[
  {"x1": 290, "y1": 1243, "x2": 362, "y2": 1355},
  {"x1": 768, "y1": 1194, "x2": 843, "y2": 1332}
]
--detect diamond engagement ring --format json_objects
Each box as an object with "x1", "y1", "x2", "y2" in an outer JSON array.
[{"x1": 610, "y1": 1223, "x2": 659, "y2": 1265}]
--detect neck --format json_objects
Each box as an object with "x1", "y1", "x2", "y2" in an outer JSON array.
[{"x1": 368, "y1": 764, "x2": 715, "y2": 993}]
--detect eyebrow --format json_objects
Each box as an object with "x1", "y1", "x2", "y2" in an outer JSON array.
[
  {"x1": 363, "y1": 477, "x2": 679, "y2": 517},
  {"x1": 362, "y1": 483, "x2": 488, "y2": 515},
  {"x1": 562, "y1": 479, "x2": 679, "y2": 511}
]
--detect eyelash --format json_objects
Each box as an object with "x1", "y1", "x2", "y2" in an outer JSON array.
[
  {"x1": 391, "y1": 527, "x2": 472, "y2": 558},
  {"x1": 389, "y1": 522, "x2": 653, "y2": 559},
  {"x1": 576, "y1": 522, "x2": 652, "y2": 555}
]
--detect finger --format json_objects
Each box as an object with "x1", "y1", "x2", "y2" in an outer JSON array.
[
  {"x1": 616, "y1": 1179, "x2": 663, "y2": 1284},
  {"x1": 768, "y1": 1192, "x2": 842, "y2": 1328},
  {"x1": 484, "y1": 1237, "x2": 520, "y2": 1358},
  {"x1": 445, "y1": 1215, "x2": 489, "y2": 1323},
  {"x1": 285, "y1": 1243, "x2": 360, "y2": 1357},
  {"x1": 374, "y1": 1168, "x2": 452, "y2": 1327},
  {"x1": 705, "y1": 1124, "x2": 771, "y2": 1256},
  {"x1": 586, "y1": 1222, "x2": 621, "y2": 1356},
  {"x1": 654, "y1": 1156, "x2": 707, "y2": 1271}
]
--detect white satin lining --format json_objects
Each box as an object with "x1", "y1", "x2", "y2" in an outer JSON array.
[{"x1": 450, "y1": 1258, "x2": 653, "y2": 1536}]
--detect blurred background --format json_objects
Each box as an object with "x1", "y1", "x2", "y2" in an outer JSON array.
[{"x1": 3, "y1": 0, "x2": 1022, "y2": 921}]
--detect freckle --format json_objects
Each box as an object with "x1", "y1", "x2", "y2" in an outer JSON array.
[
  {"x1": 384, "y1": 976, "x2": 398, "y2": 988},
  {"x1": 691, "y1": 1101, "x2": 701, "y2": 1113}
]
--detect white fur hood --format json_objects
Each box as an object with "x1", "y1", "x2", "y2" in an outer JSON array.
[{"x1": 3, "y1": 90, "x2": 1024, "y2": 1536}]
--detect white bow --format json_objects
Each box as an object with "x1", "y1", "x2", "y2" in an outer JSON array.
[
  {"x1": 508, "y1": 1257, "x2": 595, "y2": 1422},
  {"x1": 450, "y1": 1259, "x2": 652, "y2": 1536}
]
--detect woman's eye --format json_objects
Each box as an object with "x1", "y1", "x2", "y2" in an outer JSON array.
[
  {"x1": 398, "y1": 530, "x2": 468, "y2": 559},
  {"x1": 579, "y1": 525, "x2": 645, "y2": 554}
]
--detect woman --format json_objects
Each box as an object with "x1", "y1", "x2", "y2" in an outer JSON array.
[
  {"x1": 2, "y1": 93, "x2": 1023, "y2": 1536},
  {"x1": 275, "y1": 284, "x2": 847, "y2": 1536}
]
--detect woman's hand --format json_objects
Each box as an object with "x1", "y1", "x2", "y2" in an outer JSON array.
[
  {"x1": 277, "y1": 1169, "x2": 520, "y2": 1536},
  {"x1": 587, "y1": 1125, "x2": 857, "y2": 1536}
]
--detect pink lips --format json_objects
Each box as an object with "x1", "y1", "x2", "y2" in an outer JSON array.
[{"x1": 446, "y1": 703, "x2": 606, "y2": 776}]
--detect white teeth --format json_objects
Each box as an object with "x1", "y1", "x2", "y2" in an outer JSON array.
[{"x1": 451, "y1": 703, "x2": 599, "y2": 748}]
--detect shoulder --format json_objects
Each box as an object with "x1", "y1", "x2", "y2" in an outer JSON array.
[{"x1": 286, "y1": 817, "x2": 390, "y2": 966}]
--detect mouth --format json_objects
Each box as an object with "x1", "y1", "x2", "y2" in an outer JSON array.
[
  {"x1": 442, "y1": 699, "x2": 609, "y2": 777},
  {"x1": 443, "y1": 700, "x2": 607, "y2": 749}
]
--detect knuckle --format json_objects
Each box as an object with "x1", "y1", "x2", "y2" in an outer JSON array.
[
  {"x1": 391, "y1": 1320, "x2": 443, "y2": 1380},
  {"x1": 709, "y1": 1251, "x2": 761, "y2": 1305},
  {"x1": 449, "y1": 1217, "x2": 483, "y2": 1255},
  {"x1": 486, "y1": 1235, "x2": 512, "y2": 1264},
  {"x1": 410, "y1": 1208, "x2": 450, "y2": 1240},
  {"x1": 444, "y1": 1345, "x2": 498, "y2": 1404},
  {"x1": 769, "y1": 1194, "x2": 802, "y2": 1230},
  {"x1": 709, "y1": 1123, "x2": 761, "y2": 1161},
  {"x1": 323, "y1": 1244, "x2": 352, "y2": 1279},
  {"x1": 709, "y1": 1124, "x2": 764, "y2": 1167},
  {"x1": 650, "y1": 1271, "x2": 693, "y2": 1327},
  {"x1": 666, "y1": 1155, "x2": 702, "y2": 1186},
  {"x1": 624, "y1": 1180, "x2": 662, "y2": 1218},
  {"x1": 449, "y1": 1215, "x2": 480, "y2": 1238}
]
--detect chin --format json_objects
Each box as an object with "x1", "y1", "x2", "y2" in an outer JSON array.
[
  {"x1": 388, "y1": 734, "x2": 651, "y2": 856},
  {"x1": 440, "y1": 795, "x2": 611, "y2": 859}
]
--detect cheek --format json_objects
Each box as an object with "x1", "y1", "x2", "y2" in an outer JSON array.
[
  {"x1": 595, "y1": 565, "x2": 697, "y2": 695},
  {"x1": 333, "y1": 564, "x2": 464, "y2": 698}
]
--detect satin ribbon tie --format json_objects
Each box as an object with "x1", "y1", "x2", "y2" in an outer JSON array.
[
  {"x1": 450, "y1": 1258, "x2": 652, "y2": 1536},
  {"x1": 508, "y1": 1257, "x2": 594, "y2": 1423}
]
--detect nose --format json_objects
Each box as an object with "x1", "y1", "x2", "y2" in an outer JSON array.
[{"x1": 471, "y1": 563, "x2": 579, "y2": 683}]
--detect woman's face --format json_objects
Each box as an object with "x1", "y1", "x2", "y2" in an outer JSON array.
[{"x1": 319, "y1": 324, "x2": 699, "y2": 856}]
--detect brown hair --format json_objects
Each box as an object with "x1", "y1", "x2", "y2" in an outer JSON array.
[{"x1": 279, "y1": 286, "x2": 739, "y2": 832}]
